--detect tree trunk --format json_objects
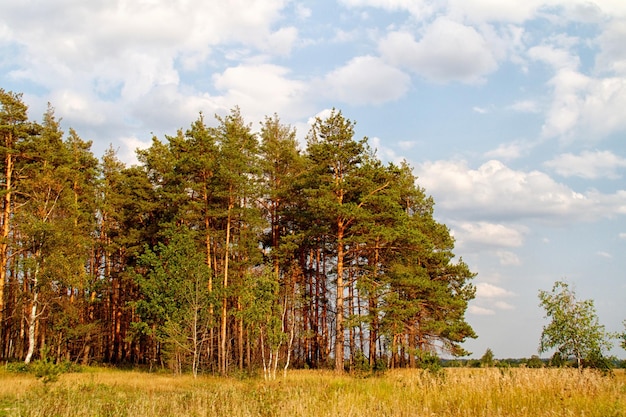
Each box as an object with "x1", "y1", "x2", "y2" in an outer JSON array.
[
  {"x1": 24, "y1": 290, "x2": 38, "y2": 364},
  {"x1": 0, "y1": 147, "x2": 13, "y2": 356},
  {"x1": 335, "y1": 225, "x2": 345, "y2": 372},
  {"x1": 220, "y1": 197, "x2": 233, "y2": 374}
]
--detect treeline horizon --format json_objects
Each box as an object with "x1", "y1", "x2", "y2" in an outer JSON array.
[{"x1": 0, "y1": 88, "x2": 476, "y2": 375}]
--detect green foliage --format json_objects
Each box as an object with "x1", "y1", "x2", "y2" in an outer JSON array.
[
  {"x1": 417, "y1": 351, "x2": 444, "y2": 376},
  {"x1": 480, "y1": 348, "x2": 495, "y2": 367},
  {"x1": 5, "y1": 348, "x2": 81, "y2": 383},
  {"x1": 132, "y1": 226, "x2": 212, "y2": 375},
  {"x1": 538, "y1": 281, "x2": 613, "y2": 370},
  {"x1": 526, "y1": 355, "x2": 544, "y2": 368},
  {"x1": 0, "y1": 91, "x2": 478, "y2": 374}
]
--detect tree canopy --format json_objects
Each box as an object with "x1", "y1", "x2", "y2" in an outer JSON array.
[
  {"x1": 0, "y1": 90, "x2": 477, "y2": 374},
  {"x1": 538, "y1": 281, "x2": 613, "y2": 369}
]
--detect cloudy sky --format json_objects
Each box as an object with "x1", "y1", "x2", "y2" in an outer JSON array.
[{"x1": 1, "y1": 0, "x2": 625, "y2": 359}]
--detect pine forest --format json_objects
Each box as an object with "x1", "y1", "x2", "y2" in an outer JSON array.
[{"x1": 0, "y1": 89, "x2": 477, "y2": 375}]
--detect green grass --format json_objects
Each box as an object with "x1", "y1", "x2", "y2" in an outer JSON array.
[{"x1": 0, "y1": 367, "x2": 624, "y2": 416}]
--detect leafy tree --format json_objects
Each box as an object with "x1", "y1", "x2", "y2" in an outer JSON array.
[
  {"x1": 133, "y1": 226, "x2": 211, "y2": 376},
  {"x1": 480, "y1": 348, "x2": 495, "y2": 367},
  {"x1": 621, "y1": 320, "x2": 626, "y2": 351},
  {"x1": 526, "y1": 355, "x2": 544, "y2": 368},
  {"x1": 538, "y1": 281, "x2": 613, "y2": 369}
]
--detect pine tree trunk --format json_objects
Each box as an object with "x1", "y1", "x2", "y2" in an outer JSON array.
[
  {"x1": 0, "y1": 147, "x2": 13, "y2": 357},
  {"x1": 335, "y1": 225, "x2": 345, "y2": 372},
  {"x1": 220, "y1": 197, "x2": 233, "y2": 374}
]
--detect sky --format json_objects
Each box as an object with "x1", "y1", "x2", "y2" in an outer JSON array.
[{"x1": 1, "y1": 0, "x2": 625, "y2": 359}]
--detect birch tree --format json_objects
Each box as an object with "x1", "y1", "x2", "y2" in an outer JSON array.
[{"x1": 538, "y1": 281, "x2": 613, "y2": 368}]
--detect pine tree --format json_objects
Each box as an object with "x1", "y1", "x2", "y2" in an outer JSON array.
[
  {"x1": 212, "y1": 107, "x2": 261, "y2": 373},
  {"x1": 0, "y1": 90, "x2": 33, "y2": 358},
  {"x1": 304, "y1": 109, "x2": 389, "y2": 372}
]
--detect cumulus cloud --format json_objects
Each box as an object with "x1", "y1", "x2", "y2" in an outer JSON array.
[
  {"x1": 416, "y1": 159, "x2": 626, "y2": 223},
  {"x1": 1, "y1": 0, "x2": 293, "y2": 88},
  {"x1": 477, "y1": 283, "x2": 515, "y2": 298},
  {"x1": 528, "y1": 27, "x2": 626, "y2": 144},
  {"x1": 446, "y1": 0, "x2": 545, "y2": 24},
  {"x1": 369, "y1": 137, "x2": 405, "y2": 164},
  {"x1": 320, "y1": 55, "x2": 411, "y2": 105},
  {"x1": 545, "y1": 150, "x2": 626, "y2": 179},
  {"x1": 470, "y1": 282, "x2": 516, "y2": 315},
  {"x1": 119, "y1": 136, "x2": 152, "y2": 166},
  {"x1": 508, "y1": 100, "x2": 541, "y2": 113},
  {"x1": 213, "y1": 64, "x2": 311, "y2": 120},
  {"x1": 0, "y1": 0, "x2": 306, "y2": 164},
  {"x1": 494, "y1": 301, "x2": 515, "y2": 310},
  {"x1": 468, "y1": 305, "x2": 495, "y2": 315},
  {"x1": 379, "y1": 18, "x2": 498, "y2": 83},
  {"x1": 484, "y1": 140, "x2": 534, "y2": 161},
  {"x1": 452, "y1": 221, "x2": 527, "y2": 249},
  {"x1": 595, "y1": 19, "x2": 626, "y2": 75},
  {"x1": 496, "y1": 250, "x2": 522, "y2": 266}
]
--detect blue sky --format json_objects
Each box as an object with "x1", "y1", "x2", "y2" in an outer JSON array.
[{"x1": 1, "y1": 0, "x2": 625, "y2": 359}]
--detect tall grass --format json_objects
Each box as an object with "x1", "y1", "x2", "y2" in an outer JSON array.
[{"x1": 0, "y1": 367, "x2": 624, "y2": 416}]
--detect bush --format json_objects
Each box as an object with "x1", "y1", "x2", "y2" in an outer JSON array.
[
  {"x1": 417, "y1": 352, "x2": 443, "y2": 376},
  {"x1": 526, "y1": 355, "x2": 544, "y2": 368},
  {"x1": 5, "y1": 361, "x2": 29, "y2": 373}
]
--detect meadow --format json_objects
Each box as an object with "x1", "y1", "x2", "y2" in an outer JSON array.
[{"x1": 0, "y1": 367, "x2": 624, "y2": 417}]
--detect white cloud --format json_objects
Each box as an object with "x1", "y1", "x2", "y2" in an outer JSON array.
[
  {"x1": 528, "y1": 45, "x2": 580, "y2": 72},
  {"x1": 473, "y1": 106, "x2": 488, "y2": 114},
  {"x1": 379, "y1": 18, "x2": 498, "y2": 83},
  {"x1": 320, "y1": 55, "x2": 411, "y2": 105},
  {"x1": 453, "y1": 221, "x2": 527, "y2": 249},
  {"x1": 619, "y1": 233, "x2": 626, "y2": 240},
  {"x1": 597, "y1": 251, "x2": 612, "y2": 259},
  {"x1": 369, "y1": 137, "x2": 405, "y2": 164},
  {"x1": 213, "y1": 64, "x2": 311, "y2": 121},
  {"x1": 468, "y1": 305, "x2": 495, "y2": 315},
  {"x1": 266, "y1": 27, "x2": 299, "y2": 56},
  {"x1": 470, "y1": 282, "x2": 516, "y2": 316},
  {"x1": 524, "y1": 33, "x2": 626, "y2": 143},
  {"x1": 0, "y1": 0, "x2": 304, "y2": 163},
  {"x1": 595, "y1": 19, "x2": 626, "y2": 75},
  {"x1": 479, "y1": 280, "x2": 514, "y2": 294},
  {"x1": 338, "y1": 0, "x2": 435, "y2": 18},
  {"x1": 544, "y1": 150, "x2": 626, "y2": 179},
  {"x1": 416, "y1": 159, "x2": 626, "y2": 223},
  {"x1": 508, "y1": 100, "x2": 540, "y2": 113},
  {"x1": 496, "y1": 250, "x2": 522, "y2": 266},
  {"x1": 484, "y1": 140, "x2": 534, "y2": 161},
  {"x1": 119, "y1": 136, "x2": 152, "y2": 166},
  {"x1": 295, "y1": 4, "x2": 312, "y2": 20},
  {"x1": 494, "y1": 301, "x2": 515, "y2": 310},
  {"x1": 398, "y1": 141, "x2": 417, "y2": 150},
  {"x1": 447, "y1": 0, "x2": 545, "y2": 24}
]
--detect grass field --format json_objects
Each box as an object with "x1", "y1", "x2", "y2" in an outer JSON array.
[{"x1": 0, "y1": 367, "x2": 624, "y2": 416}]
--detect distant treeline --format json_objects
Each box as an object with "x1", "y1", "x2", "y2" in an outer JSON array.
[
  {"x1": 0, "y1": 89, "x2": 476, "y2": 375},
  {"x1": 443, "y1": 357, "x2": 626, "y2": 369}
]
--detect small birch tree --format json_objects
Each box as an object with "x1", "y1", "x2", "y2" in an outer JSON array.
[{"x1": 538, "y1": 281, "x2": 612, "y2": 369}]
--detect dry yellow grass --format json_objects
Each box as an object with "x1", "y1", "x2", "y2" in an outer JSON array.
[{"x1": 0, "y1": 367, "x2": 624, "y2": 416}]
